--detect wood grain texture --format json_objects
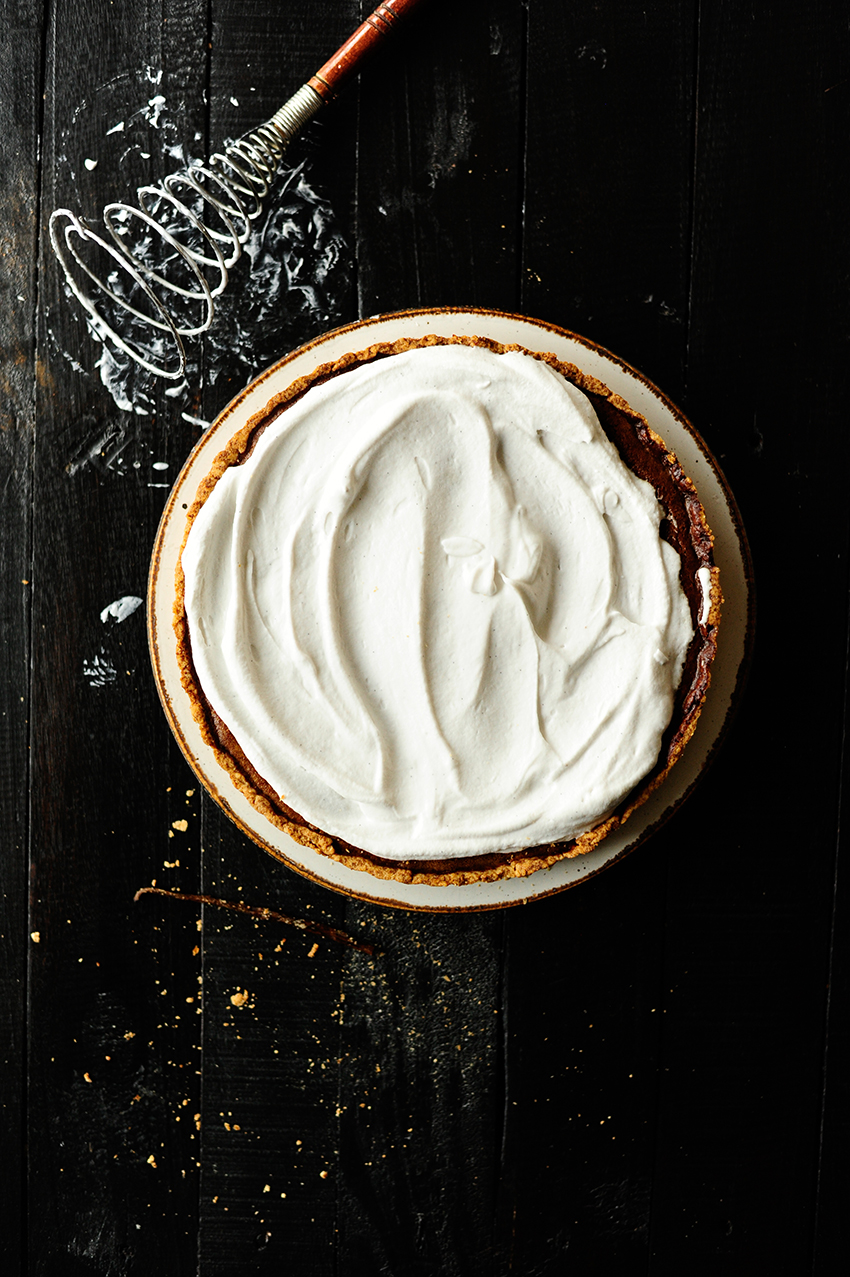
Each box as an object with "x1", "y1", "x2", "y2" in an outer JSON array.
[
  {"x1": 0, "y1": 4, "x2": 42, "y2": 1270},
  {"x1": 815, "y1": 631, "x2": 850, "y2": 1262},
  {"x1": 355, "y1": 0, "x2": 524, "y2": 314},
  {"x1": 499, "y1": 857, "x2": 669, "y2": 1271},
  {"x1": 502, "y1": 7, "x2": 697, "y2": 1270},
  {"x1": 649, "y1": 1, "x2": 850, "y2": 1268},
  {"x1": 194, "y1": 808, "x2": 344, "y2": 1276},
  {"x1": 3, "y1": 0, "x2": 849, "y2": 1272},
  {"x1": 335, "y1": 907, "x2": 505, "y2": 1275},
  {"x1": 522, "y1": 0, "x2": 696, "y2": 397},
  {"x1": 31, "y1": 1, "x2": 211, "y2": 1271}
]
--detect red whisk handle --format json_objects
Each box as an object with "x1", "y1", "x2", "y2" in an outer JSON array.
[{"x1": 308, "y1": 0, "x2": 427, "y2": 101}]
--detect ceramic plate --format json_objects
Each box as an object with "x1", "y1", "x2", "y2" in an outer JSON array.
[{"x1": 148, "y1": 307, "x2": 753, "y2": 912}]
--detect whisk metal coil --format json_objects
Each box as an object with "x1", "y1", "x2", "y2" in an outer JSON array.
[
  {"x1": 50, "y1": 0, "x2": 426, "y2": 380},
  {"x1": 50, "y1": 84, "x2": 324, "y2": 380}
]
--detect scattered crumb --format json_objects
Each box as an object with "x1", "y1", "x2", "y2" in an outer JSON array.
[{"x1": 30, "y1": 931, "x2": 40, "y2": 943}]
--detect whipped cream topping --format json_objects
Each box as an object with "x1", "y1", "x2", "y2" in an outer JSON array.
[
  {"x1": 697, "y1": 566, "x2": 713, "y2": 627},
  {"x1": 182, "y1": 344, "x2": 694, "y2": 859}
]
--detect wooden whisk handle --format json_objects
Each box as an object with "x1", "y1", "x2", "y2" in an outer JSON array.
[{"x1": 308, "y1": 0, "x2": 427, "y2": 101}]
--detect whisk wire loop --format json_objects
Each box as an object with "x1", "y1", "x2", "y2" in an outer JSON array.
[
  {"x1": 49, "y1": 208, "x2": 188, "y2": 379},
  {"x1": 103, "y1": 197, "x2": 216, "y2": 328},
  {"x1": 163, "y1": 166, "x2": 248, "y2": 254},
  {"x1": 140, "y1": 177, "x2": 235, "y2": 283}
]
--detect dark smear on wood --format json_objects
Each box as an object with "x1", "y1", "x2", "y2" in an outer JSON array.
[{"x1": 135, "y1": 886, "x2": 379, "y2": 956}]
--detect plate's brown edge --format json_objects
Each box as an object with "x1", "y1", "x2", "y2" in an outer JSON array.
[{"x1": 147, "y1": 307, "x2": 755, "y2": 915}]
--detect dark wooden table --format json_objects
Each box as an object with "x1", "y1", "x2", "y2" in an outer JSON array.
[{"x1": 2, "y1": 1, "x2": 848, "y2": 1272}]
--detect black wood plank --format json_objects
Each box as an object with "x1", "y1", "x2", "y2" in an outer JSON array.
[
  {"x1": 335, "y1": 906, "x2": 505, "y2": 1276},
  {"x1": 0, "y1": 3, "x2": 44, "y2": 1269},
  {"x1": 31, "y1": 2, "x2": 211, "y2": 1271},
  {"x1": 498, "y1": 858, "x2": 674, "y2": 1272},
  {"x1": 648, "y1": 0, "x2": 850, "y2": 1270},
  {"x1": 193, "y1": 3, "x2": 359, "y2": 1269},
  {"x1": 356, "y1": 0, "x2": 525, "y2": 315},
  {"x1": 814, "y1": 608, "x2": 850, "y2": 1266},
  {"x1": 500, "y1": 4, "x2": 698, "y2": 1272},
  {"x1": 194, "y1": 809, "x2": 345, "y2": 1276},
  {"x1": 521, "y1": 0, "x2": 696, "y2": 398}
]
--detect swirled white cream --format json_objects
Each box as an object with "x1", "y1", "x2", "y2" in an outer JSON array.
[{"x1": 182, "y1": 344, "x2": 693, "y2": 859}]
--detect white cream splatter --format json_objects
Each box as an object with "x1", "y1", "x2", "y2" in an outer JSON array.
[{"x1": 100, "y1": 595, "x2": 143, "y2": 624}]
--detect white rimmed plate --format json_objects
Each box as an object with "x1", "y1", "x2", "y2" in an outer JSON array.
[{"x1": 148, "y1": 307, "x2": 753, "y2": 912}]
